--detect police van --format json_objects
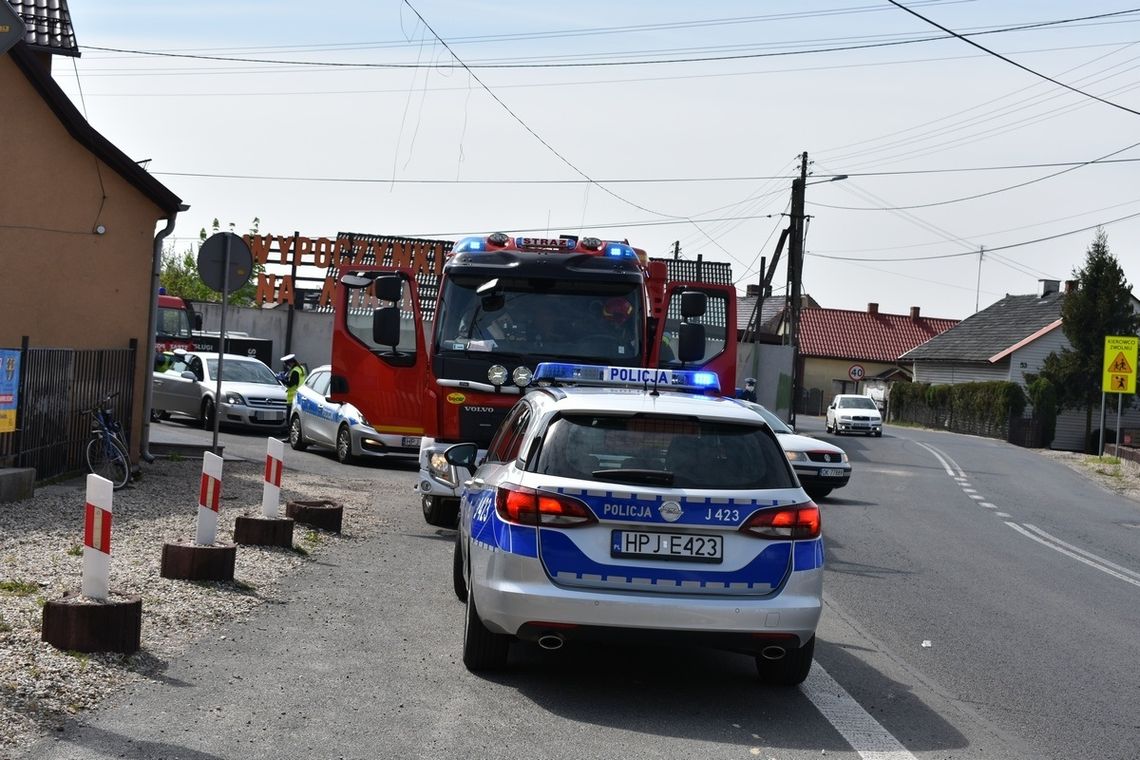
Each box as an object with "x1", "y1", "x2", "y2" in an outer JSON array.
[{"x1": 447, "y1": 363, "x2": 823, "y2": 685}]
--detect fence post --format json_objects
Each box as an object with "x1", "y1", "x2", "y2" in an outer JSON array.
[{"x1": 14, "y1": 336, "x2": 28, "y2": 466}]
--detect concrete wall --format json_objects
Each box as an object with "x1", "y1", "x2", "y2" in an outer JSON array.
[
  {"x1": 737, "y1": 343, "x2": 793, "y2": 417},
  {"x1": 0, "y1": 55, "x2": 170, "y2": 460},
  {"x1": 195, "y1": 302, "x2": 332, "y2": 374}
]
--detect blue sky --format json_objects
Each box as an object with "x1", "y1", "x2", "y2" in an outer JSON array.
[{"x1": 56, "y1": 1, "x2": 1140, "y2": 319}]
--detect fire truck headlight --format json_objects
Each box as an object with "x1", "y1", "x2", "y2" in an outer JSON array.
[
  {"x1": 488, "y1": 365, "x2": 508, "y2": 386},
  {"x1": 512, "y1": 366, "x2": 533, "y2": 387}
]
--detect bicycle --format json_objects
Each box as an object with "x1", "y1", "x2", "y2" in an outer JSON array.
[{"x1": 84, "y1": 392, "x2": 131, "y2": 490}]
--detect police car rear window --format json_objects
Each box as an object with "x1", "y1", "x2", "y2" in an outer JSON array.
[{"x1": 535, "y1": 414, "x2": 794, "y2": 490}]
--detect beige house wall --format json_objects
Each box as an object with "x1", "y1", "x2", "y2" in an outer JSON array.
[
  {"x1": 802, "y1": 357, "x2": 899, "y2": 404},
  {"x1": 0, "y1": 55, "x2": 170, "y2": 460}
]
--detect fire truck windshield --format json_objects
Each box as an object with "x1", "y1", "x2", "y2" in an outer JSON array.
[
  {"x1": 158, "y1": 305, "x2": 192, "y2": 339},
  {"x1": 434, "y1": 277, "x2": 643, "y2": 364}
]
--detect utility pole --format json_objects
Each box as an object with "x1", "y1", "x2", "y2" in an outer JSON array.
[
  {"x1": 787, "y1": 151, "x2": 808, "y2": 426},
  {"x1": 672, "y1": 240, "x2": 680, "y2": 260},
  {"x1": 974, "y1": 245, "x2": 984, "y2": 313}
]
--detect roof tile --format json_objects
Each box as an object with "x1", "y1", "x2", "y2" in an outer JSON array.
[{"x1": 799, "y1": 306, "x2": 958, "y2": 362}]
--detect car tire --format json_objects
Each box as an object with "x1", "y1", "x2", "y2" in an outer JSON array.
[
  {"x1": 463, "y1": 590, "x2": 508, "y2": 672},
  {"x1": 200, "y1": 398, "x2": 215, "y2": 430},
  {"x1": 150, "y1": 408, "x2": 162, "y2": 423},
  {"x1": 806, "y1": 487, "x2": 832, "y2": 500},
  {"x1": 422, "y1": 494, "x2": 460, "y2": 528},
  {"x1": 289, "y1": 415, "x2": 307, "y2": 451},
  {"x1": 756, "y1": 635, "x2": 814, "y2": 686},
  {"x1": 453, "y1": 534, "x2": 468, "y2": 603},
  {"x1": 335, "y1": 424, "x2": 355, "y2": 464},
  {"x1": 874, "y1": 430, "x2": 883, "y2": 438}
]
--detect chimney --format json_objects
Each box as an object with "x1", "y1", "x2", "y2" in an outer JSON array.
[
  {"x1": 746, "y1": 284, "x2": 760, "y2": 297},
  {"x1": 867, "y1": 303, "x2": 879, "y2": 315},
  {"x1": 1064, "y1": 280, "x2": 1078, "y2": 294},
  {"x1": 910, "y1": 306, "x2": 921, "y2": 320},
  {"x1": 1039, "y1": 279, "x2": 1060, "y2": 297}
]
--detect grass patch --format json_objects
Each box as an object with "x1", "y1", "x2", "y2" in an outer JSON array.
[
  {"x1": 291, "y1": 544, "x2": 310, "y2": 556},
  {"x1": 65, "y1": 651, "x2": 91, "y2": 668},
  {"x1": 303, "y1": 529, "x2": 323, "y2": 545},
  {"x1": 232, "y1": 579, "x2": 256, "y2": 592},
  {"x1": 168, "y1": 452, "x2": 184, "y2": 462},
  {"x1": 0, "y1": 579, "x2": 39, "y2": 596},
  {"x1": 0, "y1": 616, "x2": 11, "y2": 633},
  {"x1": 66, "y1": 544, "x2": 83, "y2": 557},
  {"x1": 1091, "y1": 456, "x2": 1121, "y2": 465}
]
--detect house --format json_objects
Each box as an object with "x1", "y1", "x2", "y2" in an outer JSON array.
[
  {"x1": 0, "y1": 1, "x2": 185, "y2": 475},
  {"x1": 797, "y1": 303, "x2": 959, "y2": 415},
  {"x1": 899, "y1": 279, "x2": 1135, "y2": 451}
]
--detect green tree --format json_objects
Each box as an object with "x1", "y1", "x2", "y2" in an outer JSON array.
[
  {"x1": 1039, "y1": 229, "x2": 1140, "y2": 449},
  {"x1": 160, "y1": 217, "x2": 262, "y2": 306}
]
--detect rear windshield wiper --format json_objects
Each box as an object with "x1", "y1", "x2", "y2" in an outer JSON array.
[{"x1": 592, "y1": 469, "x2": 675, "y2": 487}]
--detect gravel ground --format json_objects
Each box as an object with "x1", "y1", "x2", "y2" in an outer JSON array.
[{"x1": 0, "y1": 455, "x2": 389, "y2": 758}]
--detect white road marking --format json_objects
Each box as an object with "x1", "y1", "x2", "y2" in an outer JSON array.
[
  {"x1": 1006, "y1": 522, "x2": 1140, "y2": 589},
  {"x1": 962, "y1": 487, "x2": 977, "y2": 493},
  {"x1": 979, "y1": 502, "x2": 997, "y2": 509},
  {"x1": 968, "y1": 494, "x2": 984, "y2": 500},
  {"x1": 1021, "y1": 524, "x2": 1140, "y2": 582},
  {"x1": 802, "y1": 665, "x2": 917, "y2": 759},
  {"x1": 995, "y1": 511, "x2": 1011, "y2": 517},
  {"x1": 915, "y1": 442, "x2": 955, "y2": 477}
]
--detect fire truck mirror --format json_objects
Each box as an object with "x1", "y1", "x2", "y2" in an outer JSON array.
[
  {"x1": 373, "y1": 307, "x2": 402, "y2": 349},
  {"x1": 677, "y1": 322, "x2": 706, "y2": 364},
  {"x1": 373, "y1": 276, "x2": 404, "y2": 303},
  {"x1": 330, "y1": 374, "x2": 349, "y2": 395},
  {"x1": 680, "y1": 291, "x2": 708, "y2": 319}
]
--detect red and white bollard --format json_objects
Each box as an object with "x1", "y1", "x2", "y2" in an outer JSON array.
[
  {"x1": 81, "y1": 474, "x2": 113, "y2": 600},
  {"x1": 262, "y1": 437, "x2": 284, "y2": 518},
  {"x1": 197, "y1": 451, "x2": 223, "y2": 545}
]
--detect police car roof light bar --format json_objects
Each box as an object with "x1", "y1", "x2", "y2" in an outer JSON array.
[{"x1": 533, "y1": 363, "x2": 720, "y2": 393}]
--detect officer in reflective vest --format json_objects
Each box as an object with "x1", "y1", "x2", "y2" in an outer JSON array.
[
  {"x1": 281, "y1": 353, "x2": 307, "y2": 407},
  {"x1": 154, "y1": 348, "x2": 187, "y2": 373}
]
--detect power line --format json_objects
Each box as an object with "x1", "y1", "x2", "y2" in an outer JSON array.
[{"x1": 886, "y1": 0, "x2": 1140, "y2": 118}]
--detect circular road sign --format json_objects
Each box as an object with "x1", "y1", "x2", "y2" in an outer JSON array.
[
  {"x1": 197, "y1": 232, "x2": 253, "y2": 295},
  {"x1": 848, "y1": 364, "x2": 865, "y2": 382}
]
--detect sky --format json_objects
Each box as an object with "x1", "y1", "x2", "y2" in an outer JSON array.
[{"x1": 52, "y1": 0, "x2": 1140, "y2": 320}]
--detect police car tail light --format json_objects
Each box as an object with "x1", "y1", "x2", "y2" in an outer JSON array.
[
  {"x1": 495, "y1": 484, "x2": 595, "y2": 527},
  {"x1": 740, "y1": 503, "x2": 821, "y2": 539}
]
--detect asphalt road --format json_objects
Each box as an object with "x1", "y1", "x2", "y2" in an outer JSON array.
[{"x1": 20, "y1": 419, "x2": 1140, "y2": 759}]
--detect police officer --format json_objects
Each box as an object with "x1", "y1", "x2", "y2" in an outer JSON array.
[
  {"x1": 154, "y1": 347, "x2": 187, "y2": 373},
  {"x1": 736, "y1": 377, "x2": 757, "y2": 402},
  {"x1": 281, "y1": 353, "x2": 307, "y2": 407}
]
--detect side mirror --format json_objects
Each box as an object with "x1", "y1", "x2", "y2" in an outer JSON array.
[
  {"x1": 677, "y1": 322, "x2": 706, "y2": 363},
  {"x1": 373, "y1": 275, "x2": 403, "y2": 303},
  {"x1": 193, "y1": 314, "x2": 203, "y2": 330},
  {"x1": 477, "y1": 278, "x2": 505, "y2": 313},
  {"x1": 324, "y1": 396, "x2": 343, "y2": 406},
  {"x1": 445, "y1": 443, "x2": 479, "y2": 475},
  {"x1": 680, "y1": 290, "x2": 707, "y2": 319},
  {"x1": 373, "y1": 306, "x2": 400, "y2": 348},
  {"x1": 180, "y1": 371, "x2": 196, "y2": 380},
  {"x1": 330, "y1": 374, "x2": 349, "y2": 394}
]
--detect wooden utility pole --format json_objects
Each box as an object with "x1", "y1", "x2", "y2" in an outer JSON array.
[
  {"x1": 672, "y1": 240, "x2": 680, "y2": 259},
  {"x1": 787, "y1": 151, "x2": 809, "y2": 425}
]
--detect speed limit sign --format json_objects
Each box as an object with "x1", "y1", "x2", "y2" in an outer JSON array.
[{"x1": 848, "y1": 364, "x2": 865, "y2": 381}]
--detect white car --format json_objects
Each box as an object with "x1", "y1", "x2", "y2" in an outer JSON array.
[
  {"x1": 288, "y1": 365, "x2": 420, "y2": 463},
  {"x1": 740, "y1": 402, "x2": 851, "y2": 499},
  {"x1": 152, "y1": 351, "x2": 288, "y2": 431},
  {"x1": 826, "y1": 394, "x2": 883, "y2": 437},
  {"x1": 449, "y1": 363, "x2": 823, "y2": 685}
]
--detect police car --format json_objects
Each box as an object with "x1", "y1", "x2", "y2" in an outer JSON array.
[{"x1": 446, "y1": 363, "x2": 823, "y2": 685}]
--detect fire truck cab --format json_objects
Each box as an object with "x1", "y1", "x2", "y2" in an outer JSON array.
[{"x1": 329, "y1": 233, "x2": 736, "y2": 527}]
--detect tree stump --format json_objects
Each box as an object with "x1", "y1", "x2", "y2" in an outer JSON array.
[
  {"x1": 41, "y1": 591, "x2": 142, "y2": 654},
  {"x1": 286, "y1": 500, "x2": 343, "y2": 533},
  {"x1": 234, "y1": 515, "x2": 294, "y2": 547},
  {"x1": 160, "y1": 542, "x2": 236, "y2": 581}
]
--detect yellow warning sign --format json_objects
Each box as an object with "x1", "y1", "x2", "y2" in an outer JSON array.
[{"x1": 1103, "y1": 336, "x2": 1138, "y2": 393}]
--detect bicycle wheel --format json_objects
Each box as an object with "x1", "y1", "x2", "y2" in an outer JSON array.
[{"x1": 86, "y1": 434, "x2": 131, "y2": 490}]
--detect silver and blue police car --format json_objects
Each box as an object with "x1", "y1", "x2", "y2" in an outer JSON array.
[
  {"x1": 289, "y1": 365, "x2": 420, "y2": 464},
  {"x1": 447, "y1": 363, "x2": 823, "y2": 685}
]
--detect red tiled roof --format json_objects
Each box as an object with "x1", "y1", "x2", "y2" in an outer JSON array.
[{"x1": 799, "y1": 307, "x2": 959, "y2": 362}]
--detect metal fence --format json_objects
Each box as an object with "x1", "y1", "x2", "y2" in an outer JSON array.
[{"x1": 0, "y1": 338, "x2": 136, "y2": 482}]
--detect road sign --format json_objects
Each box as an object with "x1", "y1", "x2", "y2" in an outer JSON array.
[
  {"x1": 1102, "y1": 335, "x2": 1138, "y2": 394},
  {"x1": 197, "y1": 232, "x2": 253, "y2": 295},
  {"x1": 0, "y1": 1, "x2": 26, "y2": 56},
  {"x1": 848, "y1": 364, "x2": 865, "y2": 382}
]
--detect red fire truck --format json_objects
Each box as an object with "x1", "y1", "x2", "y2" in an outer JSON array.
[
  {"x1": 329, "y1": 232, "x2": 737, "y2": 526},
  {"x1": 156, "y1": 292, "x2": 198, "y2": 354}
]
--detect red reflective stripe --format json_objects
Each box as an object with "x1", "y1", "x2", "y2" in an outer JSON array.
[
  {"x1": 199, "y1": 473, "x2": 221, "y2": 511},
  {"x1": 83, "y1": 503, "x2": 112, "y2": 553},
  {"x1": 264, "y1": 456, "x2": 282, "y2": 487}
]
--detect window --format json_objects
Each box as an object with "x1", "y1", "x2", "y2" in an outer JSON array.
[
  {"x1": 344, "y1": 275, "x2": 418, "y2": 365},
  {"x1": 535, "y1": 413, "x2": 794, "y2": 489},
  {"x1": 838, "y1": 396, "x2": 877, "y2": 410},
  {"x1": 486, "y1": 402, "x2": 533, "y2": 464},
  {"x1": 305, "y1": 370, "x2": 330, "y2": 395},
  {"x1": 206, "y1": 358, "x2": 279, "y2": 385},
  {"x1": 658, "y1": 289, "x2": 729, "y2": 366}
]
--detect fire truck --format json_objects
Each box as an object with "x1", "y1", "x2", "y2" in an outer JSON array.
[
  {"x1": 156, "y1": 292, "x2": 198, "y2": 353},
  {"x1": 329, "y1": 232, "x2": 737, "y2": 527}
]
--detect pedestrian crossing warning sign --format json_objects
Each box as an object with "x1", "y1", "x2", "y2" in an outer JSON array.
[{"x1": 1102, "y1": 336, "x2": 1138, "y2": 393}]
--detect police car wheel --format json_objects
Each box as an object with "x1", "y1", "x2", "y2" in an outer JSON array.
[
  {"x1": 335, "y1": 425, "x2": 355, "y2": 464},
  {"x1": 755, "y1": 635, "x2": 814, "y2": 686},
  {"x1": 422, "y1": 495, "x2": 459, "y2": 528},
  {"x1": 452, "y1": 535, "x2": 468, "y2": 603},
  {"x1": 462, "y1": 591, "x2": 508, "y2": 672},
  {"x1": 288, "y1": 415, "x2": 307, "y2": 451}
]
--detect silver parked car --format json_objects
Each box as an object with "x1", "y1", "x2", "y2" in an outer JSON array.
[
  {"x1": 288, "y1": 365, "x2": 420, "y2": 464},
  {"x1": 152, "y1": 351, "x2": 288, "y2": 431},
  {"x1": 739, "y1": 401, "x2": 851, "y2": 499}
]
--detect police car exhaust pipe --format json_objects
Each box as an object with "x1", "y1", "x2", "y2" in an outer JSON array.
[
  {"x1": 760, "y1": 645, "x2": 787, "y2": 661},
  {"x1": 538, "y1": 634, "x2": 565, "y2": 651}
]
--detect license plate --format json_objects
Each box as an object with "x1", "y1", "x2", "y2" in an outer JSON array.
[
  {"x1": 401, "y1": 436, "x2": 420, "y2": 448},
  {"x1": 611, "y1": 530, "x2": 722, "y2": 563},
  {"x1": 819, "y1": 468, "x2": 844, "y2": 477},
  {"x1": 256, "y1": 411, "x2": 284, "y2": 421}
]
